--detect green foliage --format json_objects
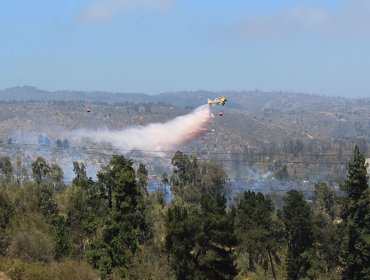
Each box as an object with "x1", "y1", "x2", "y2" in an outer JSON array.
[
  {"x1": 61, "y1": 185, "x2": 97, "y2": 259},
  {"x1": 87, "y1": 155, "x2": 149, "y2": 278},
  {"x1": 0, "y1": 189, "x2": 13, "y2": 229},
  {"x1": 137, "y1": 163, "x2": 149, "y2": 194},
  {"x1": 31, "y1": 157, "x2": 50, "y2": 185},
  {"x1": 166, "y1": 205, "x2": 197, "y2": 279},
  {"x1": 0, "y1": 257, "x2": 98, "y2": 280},
  {"x1": 53, "y1": 217, "x2": 70, "y2": 260},
  {"x1": 0, "y1": 258, "x2": 51, "y2": 280},
  {"x1": 50, "y1": 259, "x2": 99, "y2": 280},
  {"x1": 234, "y1": 191, "x2": 280, "y2": 277},
  {"x1": 12, "y1": 183, "x2": 59, "y2": 225},
  {"x1": 124, "y1": 192, "x2": 173, "y2": 279},
  {"x1": 195, "y1": 193, "x2": 236, "y2": 280},
  {"x1": 166, "y1": 152, "x2": 236, "y2": 280},
  {"x1": 7, "y1": 213, "x2": 55, "y2": 262},
  {"x1": 0, "y1": 156, "x2": 13, "y2": 183},
  {"x1": 171, "y1": 151, "x2": 201, "y2": 187},
  {"x1": 200, "y1": 161, "x2": 229, "y2": 197},
  {"x1": 0, "y1": 189, "x2": 13, "y2": 255},
  {"x1": 166, "y1": 195, "x2": 236, "y2": 280},
  {"x1": 311, "y1": 211, "x2": 341, "y2": 273},
  {"x1": 49, "y1": 163, "x2": 64, "y2": 189},
  {"x1": 72, "y1": 161, "x2": 93, "y2": 189},
  {"x1": 122, "y1": 244, "x2": 174, "y2": 280},
  {"x1": 170, "y1": 151, "x2": 202, "y2": 207},
  {"x1": 283, "y1": 190, "x2": 320, "y2": 280},
  {"x1": 4, "y1": 150, "x2": 370, "y2": 279},
  {"x1": 314, "y1": 181, "x2": 335, "y2": 219},
  {"x1": 340, "y1": 146, "x2": 370, "y2": 280}
]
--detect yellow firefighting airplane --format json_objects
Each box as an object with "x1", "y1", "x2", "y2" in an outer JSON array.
[{"x1": 207, "y1": 96, "x2": 227, "y2": 106}]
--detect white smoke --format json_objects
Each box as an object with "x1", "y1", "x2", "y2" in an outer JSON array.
[{"x1": 68, "y1": 105, "x2": 211, "y2": 153}]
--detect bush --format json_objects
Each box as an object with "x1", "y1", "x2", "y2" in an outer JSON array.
[
  {"x1": 0, "y1": 258, "x2": 51, "y2": 280},
  {"x1": 0, "y1": 257, "x2": 98, "y2": 280},
  {"x1": 7, "y1": 228, "x2": 54, "y2": 262},
  {"x1": 6, "y1": 213, "x2": 55, "y2": 262},
  {"x1": 51, "y1": 259, "x2": 99, "y2": 280}
]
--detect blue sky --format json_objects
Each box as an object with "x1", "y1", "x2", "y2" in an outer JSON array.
[{"x1": 1, "y1": 0, "x2": 370, "y2": 97}]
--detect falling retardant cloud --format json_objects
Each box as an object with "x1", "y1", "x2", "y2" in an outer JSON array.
[
  {"x1": 233, "y1": 0, "x2": 370, "y2": 39},
  {"x1": 68, "y1": 104, "x2": 211, "y2": 154},
  {"x1": 78, "y1": 0, "x2": 174, "y2": 24}
]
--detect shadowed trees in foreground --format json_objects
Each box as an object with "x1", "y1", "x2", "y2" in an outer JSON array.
[{"x1": 0, "y1": 146, "x2": 370, "y2": 279}]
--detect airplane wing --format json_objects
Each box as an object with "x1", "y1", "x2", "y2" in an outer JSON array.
[
  {"x1": 220, "y1": 96, "x2": 227, "y2": 105},
  {"x1": 208, "y1": 96, "x2": 227, "y2": 106}
]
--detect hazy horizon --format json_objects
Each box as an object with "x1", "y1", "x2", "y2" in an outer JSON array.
[{"x1": 0, "y1": 84, "x2": 358, "y2": 99}]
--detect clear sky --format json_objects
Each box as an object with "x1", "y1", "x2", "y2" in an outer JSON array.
[{"x1": 1, "y1": 0, "x2": 370, "y2": 97}]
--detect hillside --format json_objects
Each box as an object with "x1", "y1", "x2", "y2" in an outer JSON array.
[{"x1": 1, "y1": 86, "x2": 370, "y2": 189}]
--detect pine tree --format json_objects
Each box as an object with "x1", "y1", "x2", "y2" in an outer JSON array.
[
  {"x1": 283, "y1": 190, "x2": 318, "y2": 280},
  {"x1": 166, "y1": 205, "x2": 197, "y2": 280},
  {"x1": 340, "y1": 145, "x2": 370, "y2": 279},
  {"x1": 195, "y1": 193, "x2": 236, "y2": 280},
  {"x1": 312, "y1": 181, "x2": 341, "y2": 273},
  {"x1": 234, "y1": 191, "x2": 278, "y2": 276}
]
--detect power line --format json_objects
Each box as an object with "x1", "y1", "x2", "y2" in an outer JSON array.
[
  {"x1": 0, "y1": 142, "x2": 358, "y2": 157},
  {"x1": 0, "y1": 144, "x2": 356, "y2": 165}
]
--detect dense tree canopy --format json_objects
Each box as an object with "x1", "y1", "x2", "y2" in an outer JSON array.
[{"x1": 0, "y1": 148, "x2": 368, "y2": 279}]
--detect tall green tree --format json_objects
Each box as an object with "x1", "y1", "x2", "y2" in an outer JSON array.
[
  {"x1": 166, "y1": 205, "x2": 197, "y2": 279},
  {"x1": 283, "y1": 190, "x2": 321, "y2": 280},
  {"x1": 311, "y1": 211, "x2": 341, "y2": 275},
  {"x1": 32, "y1": 157, "x2": 50, "y2": 184},
  {"x1": 64, "y1": 185, "x2": 91, "y2": 259},
  {"x1": 49, "y1": 163, "x2": 64, "y2": 189},
  {"x1": 137, "y1": 163, "x2": 149, "y2": 195},
  {"x1": 313, "y1": 181, "x2": 335, "y2": 219},
  {"x1": 234, "y1": 191, "x2": 279, "y2": 277},
  {"x1": 0, "y1": 156, "x2": 13, "y2": 183},
  {"x1": 72, "y1": 161, "x2": 92, "y2": 189},
  {"x1": 312, "y1": 181, "x2": 341, "y2": 274},
  {"x1": 0, "y1": 189, "x2": 13, "y2": 254},
  {"x1": 200, "y1": 161, "x2": 229, "y2": 197},
  {"x1": 87, "y1": 155, "x2": 149, "y2": 278},
  {"x1": 166, "y1": 152, "x2": 236, "y2": 280},
  {"x1": 194, "y1": 193, "x2": 236, "y2": 280},
  {"x1": 170, "y1": 151, "x2": 202, "y2": 207},
  {"x1": 340, "y1": 146, "x2": 370, "y2": 279}
]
